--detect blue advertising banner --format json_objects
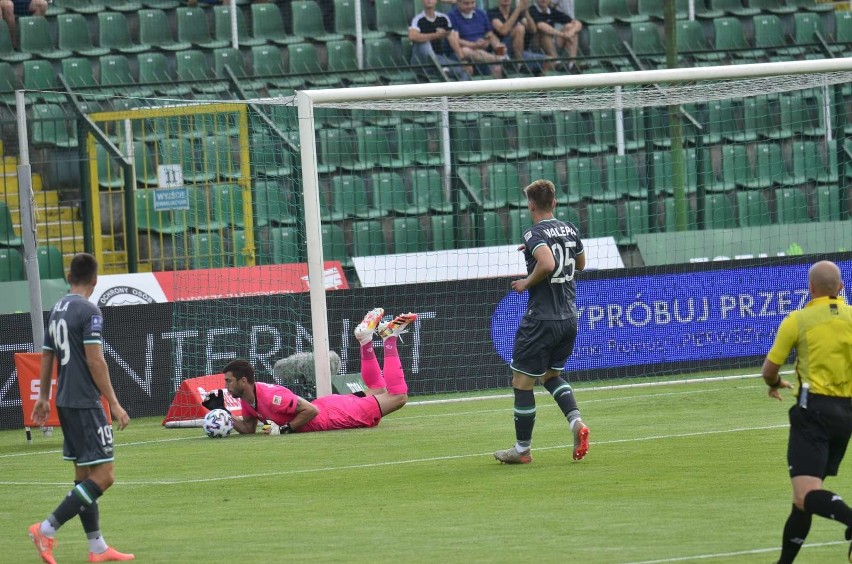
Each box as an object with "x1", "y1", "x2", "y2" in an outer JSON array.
[{"x1": 492, "y1": 260, "x2": 852, "y2": 370}]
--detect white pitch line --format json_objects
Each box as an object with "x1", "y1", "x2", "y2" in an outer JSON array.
[
  {"x1": 620, "y1": 540, "x2": 845, "y2": 564},
  {"x1": 0, "y1": 423, "x2": 788, "y2": 487}
]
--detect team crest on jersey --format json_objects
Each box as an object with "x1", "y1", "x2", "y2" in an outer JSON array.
[
  {"x1": 272, "y1": 395, "x2": 282, "y2": 405},
  {"x1": 523, "y1": 231, "x2": 532, "y2": 241},
  {"x1": 90, "y1": 315, "x2": 103, "y2": 332}
]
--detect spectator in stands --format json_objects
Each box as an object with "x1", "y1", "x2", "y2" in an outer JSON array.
[
  {"x1": 0, "y1": 0, "x2": 47, "y2": 48},
  {"x1": 448, "y1": 0, "x2": 508, "y2": 79},
  {"x1": 409, "y1": 0, "x2": 471, "y2": 82},
  {"x1": 529, "y1": 0, "x2": 582, "y2": 73},
  {"x1": 488, "y1": 0, "x2": 547, "y2": 74}
]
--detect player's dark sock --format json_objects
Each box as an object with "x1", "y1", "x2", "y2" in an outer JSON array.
[
  {"x1": 803, "y1": 489, "x2": 852, "y2": 526},
  {"x1": 75, "y1": 480, "x2": 101, "y2": 535},
  {"x1": 50, "y1": 479, "x2": 103, "y2": 528},
  {"x1": 513, "y1": 388, "x2": 535, "y2": 449},
  {"x1": 543, "y1": 377, "x2": 579, "y2": 420},
  {"x1": 778, "y1": 504, "x2": 811, "y2": 564}
]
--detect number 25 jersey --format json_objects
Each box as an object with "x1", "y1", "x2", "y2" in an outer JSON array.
[{"x1": 522, "y1": 218, "x2": 584, "y2": 321}]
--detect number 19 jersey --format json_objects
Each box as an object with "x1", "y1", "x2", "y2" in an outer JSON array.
[
  {"x1": 43, "y1": 293, "x2": 105, "y2": 408},
  {"x1": 522, "y1": 218, "x2": 584, "y2": 320}
]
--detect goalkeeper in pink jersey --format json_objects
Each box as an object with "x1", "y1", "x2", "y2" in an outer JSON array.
[{"x1": 220, "y1": 308, "x2": 416, "y2": 435}]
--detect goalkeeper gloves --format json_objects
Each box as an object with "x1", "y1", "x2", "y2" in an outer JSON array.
[
  {"x1": 201, "y1": 389, "x2": 229, "y2": 413},
  {"x1": 262, "y1": 421, "x2": 294, "y2": 435}
]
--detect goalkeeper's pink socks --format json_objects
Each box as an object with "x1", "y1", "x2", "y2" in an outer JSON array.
[
  {"x1": 359, "y1": 342, "x2": 385, "y2": 390},
  {"x1": 382, "y1": 337, "x2": 408, "y2": 395}
]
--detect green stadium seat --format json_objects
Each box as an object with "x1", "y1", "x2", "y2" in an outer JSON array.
[
  {"x1": 190, "y1": 232, "x2": 226, "y2": 269},
  {"x1": 231, "y1": 229, "x2": 250, "y2": 266},
  {"x1": 55, "y1": 0, "x2": 102, "y2": 13},
  {"x1": 663, "y1": 197, "x2": 697, "y2": 232},
  {"x1": 0, "y1": 202, "x2": 22, "y2": 246},
  {"x1": 100, "y1": 55, "x2": 155, "y2": 98},
  {"x1": 815, "y1": 184, "x2": 841, "y2": 222},
  {"x1": 574, "y1": 0, "x2": 615, "y2": 25},
  {"x1": 288, "y1": 42, "x2": 342, "y2": 88},
  {"x1": 292, "y1": 0, "x2": 343, "y2": 42},
  {"x1": 371, "y1": 171, "x2": 425, "y2": 215},
  {"x1": 676, "y1": 20, "x2": 724, "y2": 62},
  {"x1": 830, "y1": 12, "x2": 852, "y2": 55},
  {"x1": 0, "y1": 61, "x2": 18, "y2": 105},
  {"x1": 815, "y1": 139, "x2": 839, "y2": 185},
  {"x1": 350, "y1": 220, "x2": 385, "y2": 258},
  {"x1": 390, "y1": 122, "x2": 440, "y2": 168},
  {"x1": 786, "y1": 0, "x2": 834, "y2": 12},
  {"x1": 321, "y1": 223, "x2": 349, "y2": 266},
  {"x1": 135, "y1": 189, "x2": 188, "y2": 234},
  {"x1": 602, "y1": 154, "x2": 645, "y2": 200},
  {"x1": 740, "y1": 143, "x2": 785, "y2": 190},
  {"x1": 176, "y1": 50, "x2": 230, "y2": 94},
  {"x1": 748, "y1": 0, "x2": 797, "y2": 14},
  {"x1": 457, "y1": 165, "x2": 486, "y2": 212},
  {"x1": 430, "y1": 214, "x2": 455, "y2": 251},
  {"x1": 566, "y1": 157, "x2": 601, "y2": 201},
  {"x1": 23, "y1": 60, "x2": 67, "y2": 103},
  {"x1": 0, "y1": 247, "x2": 23, "y2": 281},
  {"x1": 728, "y1": 97, "x2": 775, "y2": 143},
  {"x1": 330, "y1": 173, "x2": 382, "y2": 220},
  {"x1": 480, "y1": 211, "x2": 508, "y2": 246},
  {"x1": 736, "y1": 191, "x2": 772, "y2": 227},
  {"x1": 187, "y1": 186, "x2": 227, "y2": 231},
  {"x1": 60, "y1": 57, "x2": 98, "y2": 90},
  {"x1": 36, "y1": 246, "x2": 65, "y2": 279},
  {"x1": 364, "y1": 37, "x2": 418, "y2": 83},
  {"x1": 20, "y1": 17, "x2": 72, "y2": 60},
  {"x1": 317, "y1": 128, "x2": 355, "y2": 174},
  {"x1": 554, "y1": 204, "x2": 581, "y2": 227},
  {"x1": 133, "y1": 144, "x2": 160, "y2": 187},
  {"x1": 697, "y1": 0, "x2": 759, "y2": 19},
  {"x1": 629, "y1": 22, "x2": 666, "y2": 65},
  {"x1": 652, "y1": 149, "x2": 698, "y2": 196},
  {"x1": 252, "y1": 3, "x2": 302, "y2": 46},
  {"x1": 515, "y1": 113, "x2": 554, "y2": 159},
  {"x1": 254, "y1": 179, "x2": 296, "y2": 227},
  {"x1": 701, "y1": 99, "x2": 739, "y2": 145},
  {"x1": 251, "y1": 45, "x2": 303, "y2": 89},
  {"x1": 704, "y1": 193, "x2": 735, "y2": 229},
  {"x1": 782, "y1": 140, "x2": 819, "y2": 186},
  {"x1": 142, "y1": 0, "x2": 179, "y2": 8},
  {"x1": 214, "y1": 5, "x2": 265, "y2": 47},
  {"x1": 211, "y1": 183, "x2": 245, "y2": 228},
  {"x1": 0, "y1": 20, "x2": 29, "y2": 63},
  {"x1": 587, "y1": 24, "x2": 631, "y2": 69},
  {"x1": 177, "y1": 7, "x2": 229, "y2": 50},
  {"x1": 792, "y1": 12, "x2": 824, "y2": 51},
  {"x1": 392, "y1": 217, "x2": 425, "y2": 253},
  {"x1": 139, "y1": 9, "x2": 191, "y2": 52},
  {"x1": 713, "y1": 18, "x2": 762, "y2": 60},
  {"x1": 58, "y1": 14, "x2": 110, "y2": 58},
  {"x1": 526, "y1": 159, "x2": 564, "y2": 199},
  {"x1": 409, "y1": 168, "x2": 453, "y2": 213},
  {"x1": 138, "y1": 52, "x2": 192, "y2": 97},
  {"x1": 775, "y1": 187, "x2": 809, "y2": 224},
  {"x1": 110, "y1": 0, "x2": 143, "y2": 12},
  {"x1": 348, "y1": 125, "x2": 387, "y2": 171},
  {"x1": 375, "y1": 0, "x2": 411, "y2": 36},
  {"x1": 326, "y1": 40, "x2": 379, "y2": 85},
  {"x1": 158, "y1": 138, "x2": 216, "y2": 184},
  {"x1": 586, "y1": 202, "x2": 620, "y2": 238},
  {"x1": 266, "y1": 227, "x2": 301, "y2": 265},
  {"x1": 488, "y1": 162, "x2": 524, "y2": 208},
  {"x1": 96, "y1": 144, "x2": 124, "y2": 189},
  {"x1": 753, "y1": 14, "x2": 803, "y2": 57},
  {"x1": 621, "y1": 199, "x2": 649, "y2": 244},
  {"x1": 32, "y1": 104, "x2": 77, "y2": 149},
  {"x1": 98, "y1": 12, "x2": 149, "y2": 55},
  {"x1": 204, "y1": 135, "x2": 241, "y2": 181},
  {"x1": 213, "y1": 47, "x2": 265, "y2": 90},
  {"x1": 598, "y1": 0, "x2": 648, "y2": 23},
  {"x1": 254, "y1": 132, "x2": 295, "y2": 179}
]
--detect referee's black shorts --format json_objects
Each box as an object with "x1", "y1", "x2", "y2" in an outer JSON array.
[
  {"x1": 510, "y1": 317, "x2": 577, "y2": 378},
  {"x1": 787, "y1": 393, "x2": 852, "y2": 479}
]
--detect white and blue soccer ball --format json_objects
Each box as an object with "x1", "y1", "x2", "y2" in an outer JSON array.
[{"x1": 203, "y1": 409, "x2": 233, "y2": 438}]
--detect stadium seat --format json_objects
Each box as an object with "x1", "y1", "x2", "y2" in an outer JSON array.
[
  {"x1": 351, "y1": 220, "x2": 387, "y2": 257},
  {"x1": 586, "y1": 202, "x2": 620, "y2": 238},
  {"x1": 662, "y1": 197, "x2": 696, "y2": 232},
  {"x1": 19, "y1": 17, "x2": 72, "y2": 60},
  {"x1": 830, "y1": 12, "x2": 852, "y2": 56},
  {"x1": 782, "y1": 140, "x2": 820, "y2": 186},
  {"x1": 292, "y1": 0, "x2": 343, "y2": 43},
  {"x1": 621, "y1": 199, "x2": 649, "y2": 244},
  {"x1": 697, "y1": 0, "x2": 759, "y2": 19},
  {"x1": 58, "y1": 13, "x2": 110, "y2": 58},
  {"x1": 326, "y1": 40, "x2": 380, "y2": 85},
  {"x1": 704, "y1": 193, "x2": 736, "y2": 229},
  {"x1": 775, "y1": 187, "x2": 809, "y2": 224},
  {"x1": 540, "y1": 111, "x2": 582, "y2": 157},
  {"x1": 736, "y1": 190, "x2": 772, "y2": 227},
  {"x1": 348, "y1": 125, "x2": 388, "y2": 171},
  {"x1": 587, "y1": 24, "x2": 631, "y2": 70},
  {"x1": 602, "y1": 154, "x2": 646, "y2": 200},
  {"x1": 815, "y1": 184, "x2": 841, "y2": 222},
  {"x1": 230, "y1": 229, "x2": 250, "y2": 267},
  {"x1": 135, "y1": 189, "x2": 188, "y2": 234},
  {"x1": 203, "y1": 135, "x2": 239, "y2": 181},
  {"x1": 96, "y1": 144, "x2": 124, "y2": 189},
  {"x1": 786, "y1": 0, "x2": 834, "y2": 12},
  {"x1": 321, "y1": 223, "x2": 349, "y2": 266},
  {"x1": 190, "y1": 232, "x2": 226, "y2": 269},
  {"x1": 651, "y1": 149, "x2": 698, "y2": 196},
  {"x1": 566, "y1": 157, "x2": 601, "y2": 201},
  {"x1": 0, "y1": 20, "x2": 29, "y2": 63},
  {"x1": 252, "y1": 132, "x2": 293, "y2": 179},
  {"x1": 55, "y1": 0, "x2": 102, "y2": 13},
  {"x1": 177, "y1": 7, "x2": 229, "y2": 49},
  {"x1": 701, "y1": 99, "x2": 739, "y2": 145},
  {"x1": 133, "y1": 144, "x2": 160, "y2": 187},
  {"x1": 254, "y1": 179, "x2": 296, "y2": 227},
  {"x1": 211, "y1": 183, "x2": 245, "y2": 228},
  {"x1": 265, "y1": 227, "x2": 301, "y2": 265},
  {"x1": 100, "y1": 55, "x2": 155, "y2": 98},
  {"x1": 515, "y1": 113, "x2": 555, "y2": 159},
  {"x1": 480, "y1": 211, "x2": 508, "y2": 246},
  {"x1": 554, "y1": 204, "x2": 581, "y2": 227},
  {"x1": 60, "y1": 57, "x2": 97, "y2": 90},
  {"x1": 36, "y1": 246, "x2": 65, "y2": 279},
  {"x1": 214, "y1": 5, "x2": 265, "y2": 47},
  {"x1": 0, "y1": 61, "x2": 17, "y2": 105},
  {"x1": 430, "y1": 214, "x2": 455, "y2": 251},
  {"x1": 288, "y1": 42, "x2": 342, "y2": 88},
  {"x1": 574, "y1": 0, "x2": 615, "y2": 25},
  {"x1": 748, "y1": 0, "x2": 797, "y2": 14},
  {"x1": 176, "y1": 50, "x2": 230, "y2": 94},
  {"x1": 392, "y1": 217, "x2": 426, "y2": 253},
  {"x1": 139, "y1": 9, "x2": 191, "y2": 52},
  {"x1": 23, "y1": 60, "x2": 67, "y2": 103},
  {"x1": 629, "y1": 22, "x2": 666, "y2": 65},
  {"x1": 713, "y1": 18, "x2": 762, "y2": 60},
  {"x1": 317, "y1": 128, "x2": 355, "y2": 174},
  {"x1": 792, "y1": 12, "x2": 824, "y2": 52},
  {"x1": 409, "y1": 168, "x2": 453, "y2": 213},
  {"x1": 251, "y1": 3, "x2": 301, "y2": 45},
  {"x1": 213, "y1": 48, "x2": 265, "y2": 90},
  {"x1": 32, "y1": 104, "x2": 77, "y2": 148},
  {"x1": 142, "y1": 0, "x2": 179, "y2": 9},
  {"x1": 372, "y1": 171, "x2": 423, "y2": 215},
  {"x1": 0, "y1": 202, "x2": 22, "y2": 246},
  {"x1": 598, "y1": 0, "x2": 648, "y2": 23},
  {"x1": 375, "y1": 0, "x2": 411, "y2": 36},
  {"x1": 98, "y1": 12, "x2": 149, "y2": 55},
  {"x1": 0, "y1": 247, "x2": 23, "y2": 281},
  {"x1": 391, "y1": 123, "x2": 440, "y2": 168},
  {"x1": 364, "y1": 37, "x2": 418, "y2": 84},
  {"x1": 252, "y1": 45, "x2": 302, "y2": 89},
  {"x1": 138, "y1": 53, "x2": 192, "y2": 97},
  {"x1": 159, "y1": 138, "x2": 216, "y2": 184},
  {"x1": 676, "y1": 20, "x2": 724, "y2": 62},
  {"x1": 815, "y1": 139, "x2": 839, "y2": 185},
  {"x1": 331, "y1": 173, "x2": 384, "y2": 220},
  {"x1": 526, "y1": 159, "x2": 564, "y2": 198},
  {"x1": 488, "y1": 163, "x2": 525, "y2": 208},
  {"x1": 740, "y1": 143, "x2": 785, "y2": 190},
  {"x1": 187, "y1": 186, "x2": 227, "y2": 231},
  {"x1": 753, "y1": 14, "x2": 803, "y2": 57}
]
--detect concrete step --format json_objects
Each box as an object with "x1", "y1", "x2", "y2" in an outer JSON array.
[
  {"x1": 10, "y1": 205, "x2": 78, "y2": 224},
  {"x1": 2, "y1": 189, "x2": 59, "y2": 207},
  {"x1": 0, "y1": 173, "x2": 45, "y2": 193}
]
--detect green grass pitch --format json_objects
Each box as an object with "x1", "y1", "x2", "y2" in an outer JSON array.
[{"x1": 2, "y1": 373, "x2": 851, "y2": 563}]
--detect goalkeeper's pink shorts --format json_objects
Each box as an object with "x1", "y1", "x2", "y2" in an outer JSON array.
[{"x1": 300, "y1": 394, "x2": 382, "y2": 432}]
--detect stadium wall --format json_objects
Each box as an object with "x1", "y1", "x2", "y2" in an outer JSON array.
[{"x1": 0, "y1": 254, "x2": 849, "y2": 430}]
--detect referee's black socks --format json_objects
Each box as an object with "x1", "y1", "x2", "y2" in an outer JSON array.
[
  {"x1": 803, "y1": 489, "x2": 852, "y2": 527},
  {"x1": 778, "y1": 504, "x2": 811, "y2": 564}
]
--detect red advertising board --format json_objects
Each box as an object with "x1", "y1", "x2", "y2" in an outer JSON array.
[{"x1": 162, "y1": 374, "x2": 243, "y2": 426}]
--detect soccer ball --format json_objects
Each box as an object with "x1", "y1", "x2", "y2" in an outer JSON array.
[{"x1": 203, "y1": 409, "x2": 233, "y2": 438}]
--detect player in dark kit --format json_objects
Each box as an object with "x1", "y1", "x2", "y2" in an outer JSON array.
[
  {"x1": 28, "y1": 253, "x2": 133, "y2": 564},
  {"x1": 494, "y1": 179, "x2": 590, "y2": 464}
]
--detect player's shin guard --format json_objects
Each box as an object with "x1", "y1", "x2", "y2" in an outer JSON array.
[
  {"x1": 75, "y1": 480, "x2": 101, "y2": 533},
  {"x1": 803, "y1": 489, "x2": 852, "y2": 527},
  {"x1": 51, "y1": 479, "x2": 103, "y2": 529},
  {"x1": 778, "y1": 504, "x2": 812, "y2": 564},
  {"x1": 544, "y1": 376, "x2": 579, "y2": 421},
  {"x1": 513, "y1": 388, "x2": 536, "y2": 449},
  {"x1": 359, "y1": 342, "x2": 385, "y2": 390},
  {"x1": 382, "y1": 337, "x2": 408, "y2": 395}
]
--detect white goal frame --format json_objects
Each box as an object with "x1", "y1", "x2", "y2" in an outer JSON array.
[{"x1": 296, "y1": 57, "x2": 852, "y2": 397}]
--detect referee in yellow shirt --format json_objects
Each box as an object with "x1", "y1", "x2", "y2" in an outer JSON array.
[{"x1": 762, "y1": 260, "x2": 852, "y2": 564}]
